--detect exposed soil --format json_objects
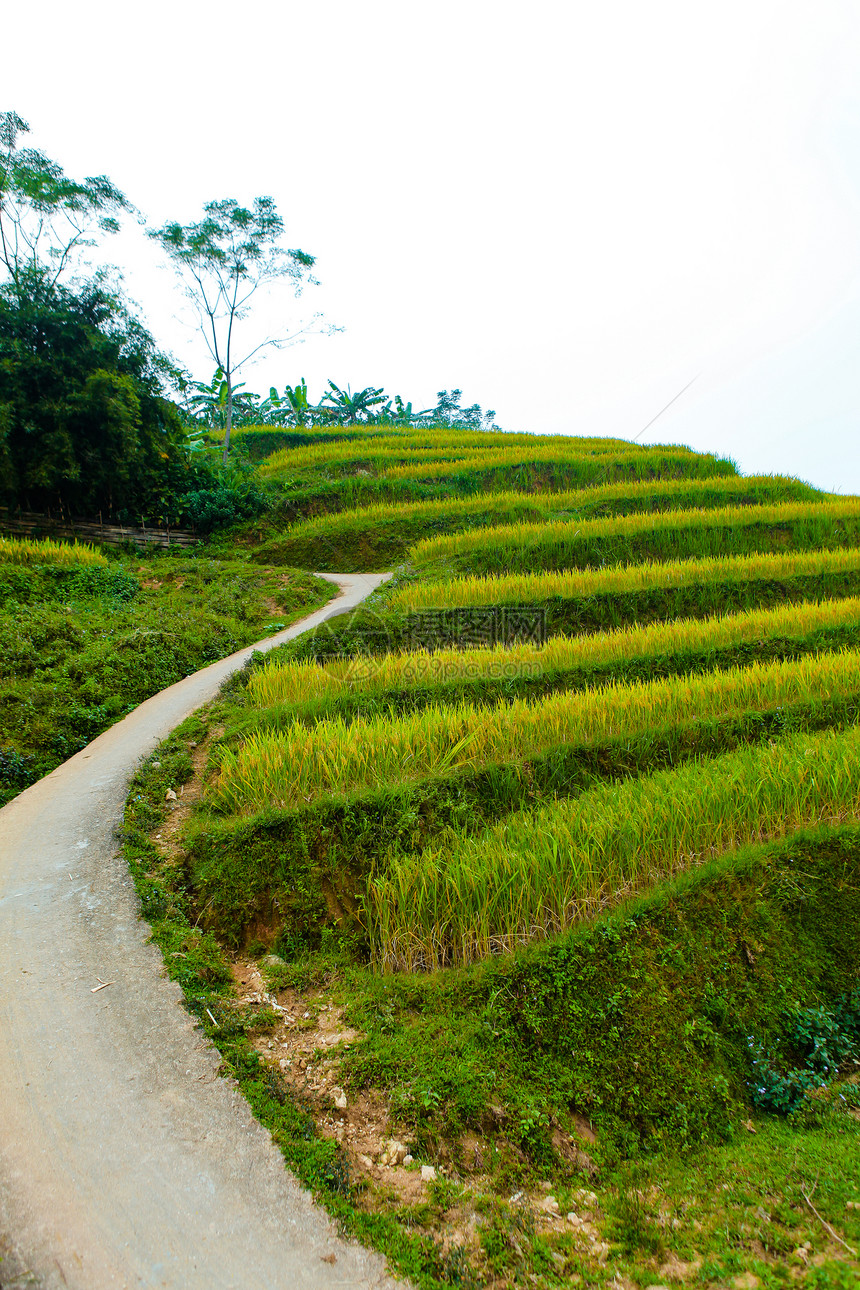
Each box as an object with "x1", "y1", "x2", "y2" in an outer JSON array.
[{"x1": 225, "y1": 953, "x2": 619, "y2": 1271}]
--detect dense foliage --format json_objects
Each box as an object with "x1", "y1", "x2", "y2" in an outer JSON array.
[
  {"x1": 0, "y1": 274, "x2": 184, "y2": 518},
  {"x1": 748, "y1": 989, "x2": 860, "y2": 1115},
  {"x1": 186, "y1": 373, "x2": 501, "y2": 432},
  {"x1": 0, "y1": 276, "x2": 273, "y2": 528}
]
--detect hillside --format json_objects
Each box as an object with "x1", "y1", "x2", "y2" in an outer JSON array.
[
  {"x1": 0, "y1": 536, "x2": 335, "y2": 807},
  {"x1": 119, "y1": 424, "x2": 860, "y2": 1288}
]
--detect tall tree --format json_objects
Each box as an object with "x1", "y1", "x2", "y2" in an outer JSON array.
[
  {"x1": 149, "y1": 198, "x2": 321, "y2": 460},
  {"x1": 0, "y1": 111, "x2": 133, "y2": 301}
]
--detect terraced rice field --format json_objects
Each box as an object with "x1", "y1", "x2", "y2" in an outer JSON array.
[
  {"x1": 245, "y1": 595, "x2": 860, "y2": 717},
  {"x1": 409, "y1": 497, "x2": 860, "y2": 574},
  {"x1": 129, "y1": 421, "x2": 860, "y2": 1287},
  {"x1": 212, "y1": 649, "x2": 860, "y2": 816},
  {"x1": 368, "y1": 725, "x2": 860, "y2": 969},
  {"x1": 190, "y1": 426, "x2": 860, "y2": 976},
  {"x1": 255, "y1": 427, "x2": 738, "y2": 516},
  {"x1": 256, "y1": 472, "x2": 820, "y2": 570}
]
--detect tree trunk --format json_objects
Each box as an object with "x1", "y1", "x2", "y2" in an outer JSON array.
[{"x1": 223, "y1": 375, "x2": 233, "y2": 465}]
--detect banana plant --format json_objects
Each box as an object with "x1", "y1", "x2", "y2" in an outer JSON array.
[
  {"x1": 184, "y1": 368, "x2": 261, "y2": 429},
  {"x1": 386, "y1": 394, "x2": 438, "y2": 425},
  {"x1": 282, "y1": 378, "x2": 314, "y2": 426},
  {"x1": 320, "y1": 379, "x2": 388, "y2": 424}
]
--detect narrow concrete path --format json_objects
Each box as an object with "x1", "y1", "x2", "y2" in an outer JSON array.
[{"x1": 0, "y1": 573, "x2": 401, "y2": 1290}]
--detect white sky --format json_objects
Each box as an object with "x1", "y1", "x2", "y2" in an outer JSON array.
[{"x1": 5, "y1": 0, "x2": 860, "y2": 491}]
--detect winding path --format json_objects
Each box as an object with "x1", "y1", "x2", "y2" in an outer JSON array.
[{"x1": 0, "y1": 573, "x2": 399, "y2": 1290}]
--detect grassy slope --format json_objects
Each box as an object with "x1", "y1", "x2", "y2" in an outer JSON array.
[
  {"x1": 0, "y1": 548, "x2": 334, "y2": 806},
  {"x1": 124, "y1": 729, "x2": 860, "y2": 1287}
]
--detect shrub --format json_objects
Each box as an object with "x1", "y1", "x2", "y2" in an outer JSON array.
[{"x1": 748, "y1": 988, "x2": 860, "y2": 1114}]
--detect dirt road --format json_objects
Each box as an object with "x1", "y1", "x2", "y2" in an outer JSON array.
[{"x1": 0, "y1": 574, "x2": 401, "y2": 1289}]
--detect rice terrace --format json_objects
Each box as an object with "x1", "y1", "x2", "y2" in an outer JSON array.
[{"x1": 4, "y1": 419, "x2": 860, "y2": 1288}]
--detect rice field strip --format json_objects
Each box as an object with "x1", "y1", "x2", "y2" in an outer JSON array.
[
  {"x1": 276, "y1": 472, "x2": 819, "y2": 547},
  {"x1": 382, "y1": 446, "x2": 733, "y2": 482},
  {"x1": 258, "y1": 432, "x2": 647, "y2": 477},
  {"x1": 260, "y1": 443, "x2": 500, "y2": 477},
  {"x1": 391, "y1": 544, "x2": 860, "y2": 612},
  {"x1": 0, "y1": 535, "x2": 107, "y2": 566},
  {"x1": 366, "y1": 724, "x2": 860, "y2": 971},
  {"x1": 247, "y1": 594, "x2": 860, "y2": 710},
  {"x1": 210, "y1": 648, "x2": 860, "y2": 816},
  {"x1": 408, "y1": 496, "x2": 860, "y2": 571}
]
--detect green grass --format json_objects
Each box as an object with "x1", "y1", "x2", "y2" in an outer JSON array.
[
  {"x1": 0, "y1": 552, "x2": 334, "y2": 806},
  {"x1": 409, "y1": 497, "x2": 860, "y2": 575},
  {"x1": 256, "y1": 473, "x2": 820, "y2": 572}
]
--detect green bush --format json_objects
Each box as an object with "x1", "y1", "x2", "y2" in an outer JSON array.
[
  {"x1": 747, "y1": 988, "x2": 860, "y2": 1114},
  {"x1": 181, "y1": 480, "x2": 268, "y2": 533}
]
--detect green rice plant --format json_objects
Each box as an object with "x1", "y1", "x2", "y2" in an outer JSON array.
[
  {"x1": 259, "y1": 473, "x2": 820, "y2": 571},
  {"x1": 0, "y1": 536, "x2": 107, "y2": 567},
  {"x1": 409, "y1": 497, "x2": 860, "y2": 574},
  {"x1": 391, "y1": 545, "x2": 860, "y2": 612},
  {"x1": 212, "y1": 648, "x2": 860, "y2": 816},
  {"x1": 383, "y1": 445, "x2": 734, "y2": 483},
  {"x1": 247, "y1": 594, "x2": 860, "y2": 711},
  {"x1": 366, "y1": 724, "x2": 860, "y2": 970}
]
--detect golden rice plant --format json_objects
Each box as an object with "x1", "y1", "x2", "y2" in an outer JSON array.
[
  {"x1": 248, "y1": 594, "x2": 860, "y2": 709},
  {"x1": 0, "y1": 536, "x2": 107, "y2": 567},
  {"x1": 409, "y1": 497, "x2": 860, "y2": 567},
  {"x1": 391, "y1": 546, "x2": 860, "y2": 612},
  {"x1": 213, "y1": 648, "x2": 860, "y2": 816},
  {"x1": 260, "y1": 442, "x2": 493, "y2": 477},
  {"x1": 367, "y1": 725, "x2": 860, "y2": 970},
  {"x1": 259, "y1": 431, "x2": 644, "y2": 477},
  {"x1": 383, "y1": 444, "x2": 712, "y2": 481}
]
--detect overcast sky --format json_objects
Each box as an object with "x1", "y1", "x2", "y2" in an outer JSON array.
[{"x1": 6, "y1": 0, "x2": 860, "y2": 492}]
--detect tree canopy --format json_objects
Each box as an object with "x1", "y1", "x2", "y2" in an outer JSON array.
[
  {"x1": 0, "y1": 274, "x2": 192, "y2": 520},
  {"x1": 0, "y1": 111, "x2": 133, "y2": 302}
]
